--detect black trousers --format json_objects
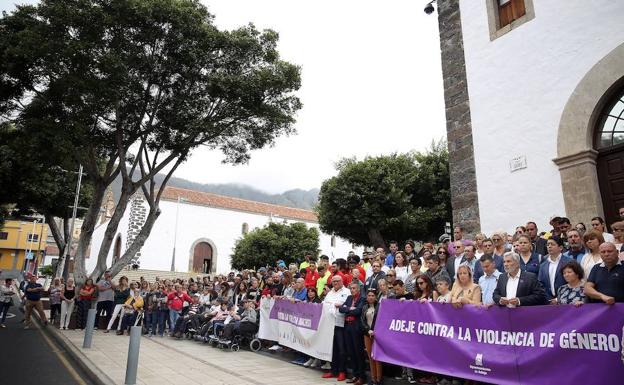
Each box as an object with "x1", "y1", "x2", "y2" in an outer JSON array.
[
  {"x1": 76, "y1": 299, "x2": 91, "y2": 329},
  {"x1": 95, "y1": 300, "x2": 114, "y2": 328},
  {"x1": 331, "y1": 326, "x2": 347, "y2": 375},
  {"x1": 345, "y1": 321, "x2": 366, "y2": 379}
]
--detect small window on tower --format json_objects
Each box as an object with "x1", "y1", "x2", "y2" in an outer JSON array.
[
  {"x1": 497, "y1": 0, "x2": 525, "y2": 28},
  {"x1": 486, "y1": 0, "x2": 535, "y2": 41}
]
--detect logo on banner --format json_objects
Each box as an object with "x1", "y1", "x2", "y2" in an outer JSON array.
[{"x1": 469, "y1": 352, "x2": 491, "y2": 376}]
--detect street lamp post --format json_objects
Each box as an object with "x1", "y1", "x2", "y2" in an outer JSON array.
[
  {"x1": 171, "y1": 196, "x2": 187, "y2": 272},
  {"x1": 23, "y1": 218, "x2": 40, "y2": 273}
]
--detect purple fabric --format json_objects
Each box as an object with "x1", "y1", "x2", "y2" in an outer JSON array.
[
  {"x1": 269, "y1": 298, "x2": 322, "y2": 330},
  {"x1": 372, "y1": 300, "x2": 624, "y2": 385}
]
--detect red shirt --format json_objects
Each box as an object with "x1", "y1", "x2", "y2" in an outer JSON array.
[
  {"x1": 356, "y1": 265, "x2": 366, "y2": 281},
  {"x1": 337, "y1": 270, "x2": 352, "y2": 286},
  {"x1": 304, "y1": 268, "x2": 320, "y2": 288},
  {"x1": 167, "y1": 291, "x2": 193, "y2": 312}
]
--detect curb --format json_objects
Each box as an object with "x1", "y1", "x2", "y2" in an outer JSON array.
[{"x1": 31, "y1": 312, "x2": 115, "y2": 385}]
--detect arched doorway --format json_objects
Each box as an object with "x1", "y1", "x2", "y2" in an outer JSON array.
[
  {"x1": 555, "y1": 42, "x2": 624, "y2": 225},
  {"x1": 596, "y1": 89, "x2": 624, "y2": 226},
  {"x1": 192, "y1": 242, "x2": 213, "y2": 274}
]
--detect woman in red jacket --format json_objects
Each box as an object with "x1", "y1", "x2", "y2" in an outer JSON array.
[{"x1": 167, "y1": 284, "x2": 193, "y2": 335}]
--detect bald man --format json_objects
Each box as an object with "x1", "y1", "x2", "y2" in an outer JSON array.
[{"x1": 584, "y1": 242, "x2": 624, "y2": 304}]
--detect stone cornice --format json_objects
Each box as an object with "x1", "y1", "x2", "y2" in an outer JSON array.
[{"x1": 552, "y1": 149, "x2": 598, "y2": 170}]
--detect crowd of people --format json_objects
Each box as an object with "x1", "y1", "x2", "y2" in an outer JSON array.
[{"x1": 1, "y1": 214, "x2": 623, "y2": 385}]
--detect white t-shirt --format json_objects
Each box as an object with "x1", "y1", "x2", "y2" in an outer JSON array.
[
  {"x1": 394, "y1": 266, "x2": 409, "y2": 283},
  {"x1": 603, "y1": 232, "x2": 615, "y2": 243},
  {"x1": 323, "y1": 286, "x2": 350, "y2": 327}
]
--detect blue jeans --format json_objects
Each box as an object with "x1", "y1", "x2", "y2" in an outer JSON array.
[
  {"x1": 0, "y1": 302, "x2": 11, "y2": 323},
  {"x1": 169, "y1": 310, "x2": 181, "y2": 333},
  {"x1": 151, "y1": 309, "x2": 168, "y2": 336}
]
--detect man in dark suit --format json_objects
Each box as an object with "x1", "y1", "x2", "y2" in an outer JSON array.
[
  {"x1": 493, "y1": 252, "x2": 546, "y2": 307},
  {"x1": 364, "y1": 261, "x2": 385, "y2": 291}
]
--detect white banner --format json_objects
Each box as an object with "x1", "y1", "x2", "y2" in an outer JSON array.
[{"x1": 259, "y1": 297, "x2": 336, "y2": 361}]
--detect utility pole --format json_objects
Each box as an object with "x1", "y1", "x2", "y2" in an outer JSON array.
[{"x1": 57, "y1": 164, "x2": 84, "y2": 280}]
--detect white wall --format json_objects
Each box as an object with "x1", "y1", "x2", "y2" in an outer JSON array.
[
  {"x1": 88, "y1": 198, "x2": 358, "y2": 274},
  {"x1": 87, "y1": 211, "x2": 130, "y2": 273},
  {"x1": 458, "y1": 0, "x2": 624, "y2": 234}
]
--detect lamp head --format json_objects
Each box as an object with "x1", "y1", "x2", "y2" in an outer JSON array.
[{"x1": 424, "y1": 1, "x2": 435, "y2": 14}]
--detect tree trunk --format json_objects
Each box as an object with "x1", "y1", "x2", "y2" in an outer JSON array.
[
  {"x1": 105, "y1": 205, "x2": 160, "y2": 278},
  {"x1": 72, "y1": 179, "x2": 107, "y2": 286},
  {"x1": 366, "y1": 228, "x2": 386, "y2": 250},
  {"x1": 48, "y1": 214, "x2": 67, "y2": 278}
]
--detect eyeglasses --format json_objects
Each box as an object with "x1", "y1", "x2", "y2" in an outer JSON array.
[
  {"x1": 437, "y1": 251, "x2": 447, "y2": 255},
  {"x1": 386, "y1": 274, "x2": 395, "y2": 277}
]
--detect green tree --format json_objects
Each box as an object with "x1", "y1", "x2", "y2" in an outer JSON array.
[
  {"x1": 0, "y1": 0, "x2": 301, "y2": 284},
  {"x1": 231, "y1": 222, "x2": 319, "y2": 270},
  {"x1": 0, "y1": 124, "x2": 94, "y2": 265},
  {"x1": 316, "y1": 141, "x2": 451, "y2": 248}
]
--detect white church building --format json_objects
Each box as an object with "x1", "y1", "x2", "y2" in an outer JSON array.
[
  {"x1": 87, "y1": 186, "x2": 357, "y2": 275},
  {"x1": 435, "y1": 0, "x2": 624, "y2": 234}
]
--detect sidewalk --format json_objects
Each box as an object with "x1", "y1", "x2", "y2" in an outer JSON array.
[{"x1": 56, "y1": 329, "x2": 333, "y2": 385}]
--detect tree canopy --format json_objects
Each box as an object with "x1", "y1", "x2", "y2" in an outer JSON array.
[
  {"x1": 316, "y1": 142, "x2": 451, "y2": 248},
  {"x1": 231, "y1": 222, "x2": 319, "y2": 270},
  {"x1": 0, "y1": 0, "x2": 301, "y2": 282}
]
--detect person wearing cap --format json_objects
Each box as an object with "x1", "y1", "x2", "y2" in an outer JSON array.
[{"x1": 23, "y1": 273, "x2": 48, "y2": 329}]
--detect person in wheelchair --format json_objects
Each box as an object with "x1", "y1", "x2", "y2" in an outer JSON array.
[
  {"x1": 219, "y1": 299, "x2": 258, "y2": 344},
  {"x1": 117, "y1": 287, "x2": 144, "y2": 335},
  {"x1": 206, "y1": 298, "x2": 230, "y2": 339},
  {"x1": 172, "y1": 293, "x2": 202, "y2": 338}
]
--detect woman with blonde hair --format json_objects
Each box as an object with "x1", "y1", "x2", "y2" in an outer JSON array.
[
  {"x1": 60, "y1": 277, "x2": 76, "y2": 330},
  {"x1": 450, "y1": 265, "x2": 482, "y2": 307}
]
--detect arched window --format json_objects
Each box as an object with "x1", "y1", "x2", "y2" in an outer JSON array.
[
  {"x1": 596, "y1": 91, "x2": 624, "y2": 149},
  {"x1": 242, "y1": 223, "x2": 249, "y2": 235}
]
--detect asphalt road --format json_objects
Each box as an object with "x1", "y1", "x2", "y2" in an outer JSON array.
[{"x1": 0, "y1": 306, "x2": 95, "y2": 385}]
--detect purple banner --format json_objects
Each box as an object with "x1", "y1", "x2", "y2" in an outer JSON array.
[
  {"x1": 372, "y1": 300, "x2": 624, "y2": 385},
  {"x1": 269, "y1": 299, "x2": 323, "y2": 330}
]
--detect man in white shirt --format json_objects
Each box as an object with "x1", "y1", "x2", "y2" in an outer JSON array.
[
  {"x1": 321, "y1": 276, "x2": 351, "y2": 381},
  {"x1": 493, "y1": 252, "x2": 546, "y2": 307},
  {"x1": 478, "y1": 254, "x2": 501, "y2": 306}
]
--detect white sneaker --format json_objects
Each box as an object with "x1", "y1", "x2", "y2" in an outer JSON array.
[
  {"x1": 0, "y1": 324, "x2": 6, "y2": 328},
  {"x1": 320, "y1": 362, "x2": 331, "y2": 370},
  {"x1": 268, "y1": 344, "x2": 281, "y2": 351},
  {"x1": 302, "y1": 358, "x2": 314, "y2": 367},
  {"x1": 310, "y1": 358, "x2": 321, "y2": 368}
]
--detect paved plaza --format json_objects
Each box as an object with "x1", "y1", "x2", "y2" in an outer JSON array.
[{"x1": 57, "y1": 328, "x2": 335, "y2": 385}]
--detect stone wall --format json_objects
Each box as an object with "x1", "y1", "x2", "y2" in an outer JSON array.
[
  {"x1": 126, "y1": 192, "x2": 147, "y2": 266},
  {"x1": 437, "y1": 0, "x2": 481, "y2": 234}
]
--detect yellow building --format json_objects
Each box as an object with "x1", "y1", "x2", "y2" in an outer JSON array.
[{"x1": 0, "y1": 219, "x2": 48, "y2": 272}]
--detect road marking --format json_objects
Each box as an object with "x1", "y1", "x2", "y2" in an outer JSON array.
[
  {"x1": 4, "y1": 312, "x2": 16, "y2": 319},
  {"x1": 38, "y1": 327, "x2": 88, "y2": 385}
]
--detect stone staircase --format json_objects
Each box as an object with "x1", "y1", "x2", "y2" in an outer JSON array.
[{"x1": 112, "y1": 268, "x2": 204, "y2": 283}]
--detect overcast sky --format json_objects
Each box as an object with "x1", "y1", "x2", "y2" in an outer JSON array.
[{"x1": 3, "y1": 0, "x2": 447, "y2": 194}]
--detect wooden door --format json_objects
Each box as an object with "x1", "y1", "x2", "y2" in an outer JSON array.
[
  {"x1": 597, "y1": 145, "x2": 624, "y2": 226},
  {"x1": 192, "y1": 242, "x2": 212, "y2": 273}
]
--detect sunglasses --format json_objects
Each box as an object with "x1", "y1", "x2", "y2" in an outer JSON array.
[{"x1": 386, "y1": 274, "x2": 395, "y2": 277}]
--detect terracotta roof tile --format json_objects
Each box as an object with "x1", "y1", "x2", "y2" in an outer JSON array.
[{"x1": 161, "y1": 186, "x2": 318, "y2": 222}]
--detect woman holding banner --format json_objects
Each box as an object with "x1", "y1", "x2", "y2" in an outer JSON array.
[
  {"x1": 361, "y1": 289, "x2": 382, "y2": 385},
  {"x1": 339, "y1": 281, "x2": 366, "y2": 385},
  {"x1": 450, "y1": 265, "x2": 482, "y2": 307}
]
